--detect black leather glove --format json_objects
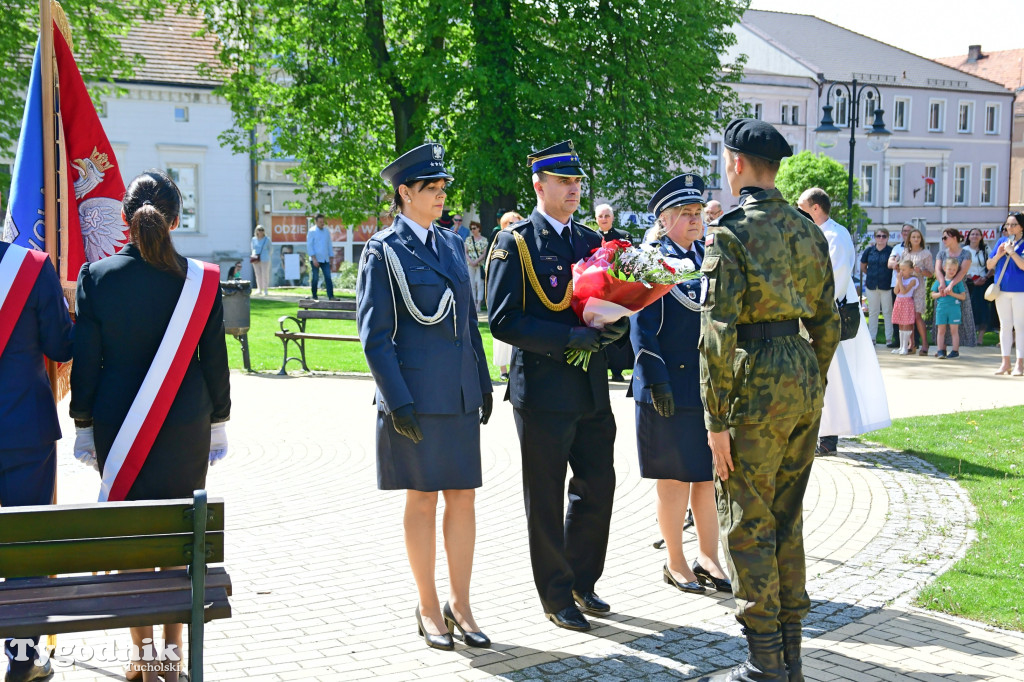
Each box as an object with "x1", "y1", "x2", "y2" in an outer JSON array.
[
  {"x1": 480, "y1": 393, "x2": 493, "y2": 425},
  {"x1": 566, "y1": 326, "x2": 601, "y2": 352},
  {"x1": 599, "y1": 317, "x2": 629, "y2": 346},
  {"x1": 650, "y1": 383, "x2": 675, "y2": 418},
  {"x1": 390, "y1": 404, "x2": 424, "y2": 443}
]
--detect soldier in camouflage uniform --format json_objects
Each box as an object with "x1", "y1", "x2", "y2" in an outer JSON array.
[{"x1": 697, "y1": 119, "x2": 840, "y2": 682}]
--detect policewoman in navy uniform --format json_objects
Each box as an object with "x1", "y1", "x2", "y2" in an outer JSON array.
[
  {"x1": 630, "y1": 174, "x2": 731, "y2": 598},
  {"x1": 0, "y1": 240, "x2": 72, "y2": 682},
  {"x1": 356, "y1": 143, "x2": 494, "y2": 651},
  {"x1": 486, "y1": 141, "x2": 628, "y2": 632}
]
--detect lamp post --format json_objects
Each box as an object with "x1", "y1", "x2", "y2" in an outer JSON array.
[{"x1": 814, "y1": 78, "x2": 893, "y2": 215}]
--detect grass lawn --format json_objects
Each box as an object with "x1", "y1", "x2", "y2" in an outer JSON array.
[
  {"x1": 228, "y1": 295, "x2": 508, "y2": 381},
  {"x1": 858, "y1": 407, "x2": 1024, "y2": 630}
]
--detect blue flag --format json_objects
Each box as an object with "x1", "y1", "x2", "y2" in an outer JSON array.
[{"x1": 2, "y1": 42, "x2": 45, "y2": 252}]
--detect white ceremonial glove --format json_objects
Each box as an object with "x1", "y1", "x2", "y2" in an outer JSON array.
[
  {"x1": 209, "y1": 422, "x2": 228, "y2": 466},
  {"x1": 73, "y1": 426, "x2": 99, "y2": 472}
]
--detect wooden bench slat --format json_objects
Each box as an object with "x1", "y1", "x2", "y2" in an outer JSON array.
[
  {"x1": 0, "y1": 532, "x2": 224, "y2": 579},
  {"x1": 0, "y1": 568, "x2": 233, "y2": 605},
  {"x1": 296, "y1": 310, "x2": 357, "y2": 321},
  {"x1": 297, "y1": 299, "x2": 356, "y2": 310},
  {"x1": 275, "y1": 332, "x2": 360, "y2": 342},
  {"x1": 0, "y1": 587, "x2": 231, "y2": 638},
  {"x1": 0, "y1": 498, "x2": 224, "y2": 543}
]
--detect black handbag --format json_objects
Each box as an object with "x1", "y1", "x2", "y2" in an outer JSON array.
[{"x1": 837, "y1": 298, "x2": 861, "y2": 342}]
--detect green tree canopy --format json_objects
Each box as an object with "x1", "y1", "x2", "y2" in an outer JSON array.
[
  {"x1": 776, "y1": 150, "x2": 869, "y2": 232},
  {"x1": 199, "y1": 0, "x2": 748, "y2": 228}
]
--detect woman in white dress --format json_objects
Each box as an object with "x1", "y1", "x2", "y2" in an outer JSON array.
[{"x1": 490, "y1": 211, "x2": 522, "y2": 380}]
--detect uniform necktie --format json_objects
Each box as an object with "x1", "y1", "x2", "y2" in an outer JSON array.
[
  {"x1": 425, "y1": 229, "x2": 437, "y2": 257},
  {"x1": 560, "y1": 225, "x2": 572, "y2": 249}
]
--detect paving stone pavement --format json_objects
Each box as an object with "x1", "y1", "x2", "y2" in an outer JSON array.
[{"x1": 32, "y1": 367, "x2": 1024, "y2": 682}]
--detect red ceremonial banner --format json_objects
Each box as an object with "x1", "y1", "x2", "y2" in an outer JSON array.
[{"x1": 53, "y1": 23, "x2": 127, "y2": 281}]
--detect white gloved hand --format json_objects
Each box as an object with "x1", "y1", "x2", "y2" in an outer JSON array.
[
  {"x1": 73, "y1": 426, "x2": 99, "y2": 472},
  {"x1": 209, "y1": 422, "x2": 228, "y2": 466}
]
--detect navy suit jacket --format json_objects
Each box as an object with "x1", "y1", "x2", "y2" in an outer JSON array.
[
  {"x1": 630, "y1": 237, "x2": 705, "y2": 408},
  {"x1": 487, "y1": 209, "x2": 611, "y2": 413},
  {"x1": 0, "y1": 241, "x2": 73, "y2": 449},
  {"x1": 356, "y1": 215, "x2": 491, "y2": 415}
]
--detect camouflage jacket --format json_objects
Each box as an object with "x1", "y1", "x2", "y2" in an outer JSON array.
[{"x1": 699, "y1": 188, "x2": 840, "y2": 432}]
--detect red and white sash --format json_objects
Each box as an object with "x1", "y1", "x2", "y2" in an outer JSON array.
[
  {"x1": 0, "y1": 244, "x2": 48, "y2": 358},
  {"x1": 99, "y1": 258, "x2": 220, "y2": 502}
]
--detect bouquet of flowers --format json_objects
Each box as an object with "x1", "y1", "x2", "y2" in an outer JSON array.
[{"x1": 566, "y1": 239, "x2": 704, "y2": 368}]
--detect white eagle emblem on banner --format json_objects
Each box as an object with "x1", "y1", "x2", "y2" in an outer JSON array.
[{"x1": 72, "y1": 147, "x2": 125, "y2": 262}]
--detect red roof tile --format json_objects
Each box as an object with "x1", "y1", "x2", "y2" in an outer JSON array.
[
  {"x1": 935, "y1": 48, "x2": 1024, "y2": 116},
  {"x1": 118, "y1": 8, "x2": 225, "y2": 87}
]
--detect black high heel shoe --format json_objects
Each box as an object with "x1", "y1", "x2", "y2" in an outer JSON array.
[
  {"x1": 443, "y1": 602, "x2": 491, "y2": 648},
  {"x1": 663, "y1": 563, "x2": 706, "y2": 594},
  {"x1": 692, "y1": 560, "x2": 733, "y2": 593},
  {"x1": 415, "y1": 607, "x2": 454, "y2": 650}
]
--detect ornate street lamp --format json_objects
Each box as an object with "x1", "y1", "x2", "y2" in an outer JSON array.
[{"x1": 815, "y1": 78, "x2": 892, "y2": 213}]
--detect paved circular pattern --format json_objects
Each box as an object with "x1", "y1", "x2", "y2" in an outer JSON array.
[{"x1": 44, "y1": 375, "x2": 976, "y2": 681}]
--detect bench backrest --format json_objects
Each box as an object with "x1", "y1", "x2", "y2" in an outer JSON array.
[{"x1": 0, "y1": 494, "x2": 224, "y2": 579}]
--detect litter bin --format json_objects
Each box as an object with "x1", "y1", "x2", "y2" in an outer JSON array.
[{"x1": 221, "y1": 279, "x2": 252, "y2": 371}]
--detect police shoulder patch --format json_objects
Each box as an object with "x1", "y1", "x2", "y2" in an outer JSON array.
[{"x1": 490, "y1": 248, "x2": 509, "y2": 261}]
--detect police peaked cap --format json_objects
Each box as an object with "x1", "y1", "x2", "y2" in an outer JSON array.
[
  {"x1": 527, "y1": 140, "x2": 588, "y2": 178},
  {"x1": 647, "y1": 173, "x2": 707, "y2": 218},
  {"x1": 380, "y1": 142, "x2": 454, "y2": 190},
  {"x1": 722, "y1": 118, "x2": 793, "y2": 162}
]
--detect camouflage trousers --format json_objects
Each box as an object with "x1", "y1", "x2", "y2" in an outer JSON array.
[{"x1": 715, "y1": 410, "x2": 821, "y2": 634}]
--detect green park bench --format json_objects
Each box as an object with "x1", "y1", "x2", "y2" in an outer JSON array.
[
  {"x1": 275, "y1": 298, "x2": 360, "y2": 374},
  {"x1": 0, "y1": 490, "x2": 231, "y2": 682}
]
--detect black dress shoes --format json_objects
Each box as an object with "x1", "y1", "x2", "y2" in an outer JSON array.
[
  {"x1": 663, "y1": 563, "x2": 707, "y2": 594},
  {"x1": 545, "y1": 605, "x2": 591, "y2": 631},
  {"x1": 442, "y1": 602, "x2": 491, "y2": 648},
  {"x1": 415, "y1": 607, "x2": 454, "y2": 650},
  {"x1": 5, "y1": 658, "x2": 53, "y2": 682},
  {"x1": 572, "y1": 590, "x2": 611, "y2": 615},
  {"x1": 692, "y1": 560, "x2": 733, "y2": 593}
]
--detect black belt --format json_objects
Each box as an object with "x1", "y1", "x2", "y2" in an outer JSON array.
[{"x1": 736, "y1": 319, "x2": 800, "y2": 342}]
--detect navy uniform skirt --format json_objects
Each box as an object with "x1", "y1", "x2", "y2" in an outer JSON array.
[
  {"x1": 376, "y1": 410, "x2": 482, "y2": 491},
  {"x1": 635, "y1": 403, "x2": 713, "y2": 482}
]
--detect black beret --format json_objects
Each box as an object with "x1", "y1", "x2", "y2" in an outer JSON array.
[{"x1": 723, "y1": 118, "x2": 792, "y2": 162}]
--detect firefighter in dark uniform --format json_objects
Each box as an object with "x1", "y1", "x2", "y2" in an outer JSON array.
[
  {"x1": 697, "y1": 119, "x2": 840, "y2": 682},
  {"x1": 486, "y1": 141, "x2": 628, "y2": 632}
]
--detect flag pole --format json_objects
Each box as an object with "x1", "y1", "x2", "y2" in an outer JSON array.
[{"x1": 40, "y1": 0, "x2": 57, "y2": 271}]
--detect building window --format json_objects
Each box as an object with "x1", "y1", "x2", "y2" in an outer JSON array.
[
  {"x1": 953, "y1": 164, "x2": 970, "y2": 205},
  {"x1": 174, "y1": 106, "x2": 189, "y2": 123},
  {"x1": 985, "y1": 103, "x2": 1000, "y2": 135},
  {"x1": 790, "y1": 105, "x2": 799, "y2": 125},
  {"x1": 860, "y1": 163, "x2": 877, "y2": 206},
  {"x1": 834, "y1": 94, "x2": 849, "y2": 127},
  {"x1": 923, "y1": 165, "x2": 938, "y2": 205},
  {"x1": 888, "y1": 164, "x2": 903, "y2": 205},
  {"x1": 706, "y1": 141, "x2": 721, "y2": 189},
  {"x1": 752, "y1": 102, "x2": 763, "y2": 120},
  {"x1": 781, "y1": 104, "x2": 789, "y2": 125},
  {"x1": 928, "y1": 100, "x2": 945, "y2": 132},
  {"x1": 980, "y1": 165, "x2": 996, "y2": 205},
  {"x1": 892, "y1": 98, "x2": 910, "y2": 130},
  {"x1": 957, "y1": 101, "x2": 974, "y2": 133},
  {"x1": 166, "y1": 164, "x2": 198, "y2": 231},
  {"x1": 862, "y1": 95, "x2": 881, "y2": 128}
]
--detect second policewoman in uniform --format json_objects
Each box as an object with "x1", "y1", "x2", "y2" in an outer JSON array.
[
  {"x1": 356, "y1": 143, "x2": 494, "y2": 651},
  {"x1": 631, "y1": 173, "x2": 731, "y2": 596}
]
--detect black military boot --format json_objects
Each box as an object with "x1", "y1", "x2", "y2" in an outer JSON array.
[
  {"x1": 698, "y1": 629, "x2": 787, "y2": 681},
  {"x1": 781, "y1": 623, "x2": 804, "y2": 682}
]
